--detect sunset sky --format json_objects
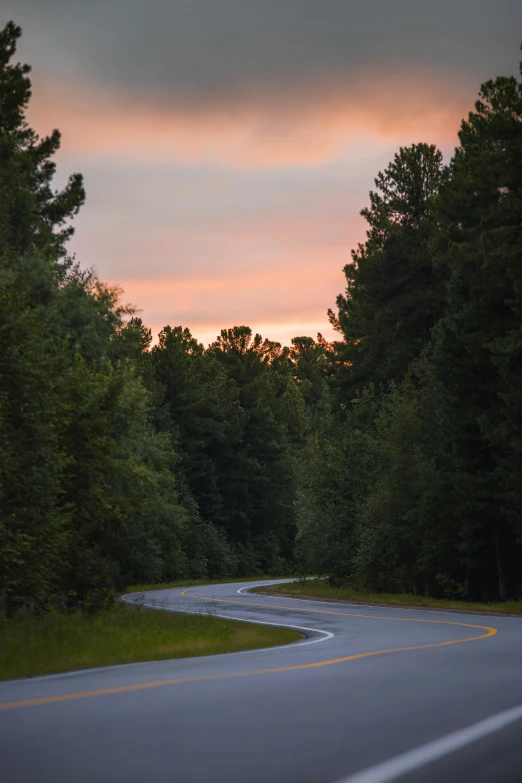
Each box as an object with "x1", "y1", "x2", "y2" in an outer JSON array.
[{"x1": 4, "y1": 0, "x2": 522, "y2": 345}]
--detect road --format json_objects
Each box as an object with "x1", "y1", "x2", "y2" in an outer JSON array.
[{"x1": 2, "y1": 579, "x2": 522, "y2": 782}]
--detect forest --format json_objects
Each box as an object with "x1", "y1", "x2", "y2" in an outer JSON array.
[{"x1": 1, "y1": 21, "x2": 521, "y2": 612}]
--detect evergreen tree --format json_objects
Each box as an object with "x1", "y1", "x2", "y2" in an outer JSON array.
[
  {"x1": 299, "y1": 49, "x2": 522, "y2": 601},
  {"x1": 0, "y1": 23, "x2": 190, "y2": 609},
  {"x1": 210, "y1": 327, "x2": 302, "y2": 562},
  {"x1": 288, "y1": 335, "x2": 333, "y2": 409},
  {"x1": 331, "y1": 144, "x2": 446, "y2": 400},
  {"x1": 0, "y1": 22, "x2": 84, "y2": 259},
  {"x1": 151, "y1": 325, "x2": 243, "y2": 527},
  {"x1": 0, "y1": 250, "x2": 70, "y2": 607},
  {"x1": 424, "y1": 56, "x2": 522, "y2": 600}
]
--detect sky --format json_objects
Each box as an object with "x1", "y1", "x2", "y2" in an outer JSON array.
[{"x1": 3, "y1": 0, "x2": 522, "y2": 345}]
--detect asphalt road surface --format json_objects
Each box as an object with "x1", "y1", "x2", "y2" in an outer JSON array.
[{"x1": 2, "y1": 579, "x2": 522, "y2": 783}]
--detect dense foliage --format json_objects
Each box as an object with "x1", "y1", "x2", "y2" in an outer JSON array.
[
  {"x1": 298, "y1": 51, "x2": 522, "y2": 602},
  {"x1": 1, "y1": 22, "x2": 521, "y2": 610},
  {"x1": 0, "y1": 23, "x2": 299, "y2": 611}
]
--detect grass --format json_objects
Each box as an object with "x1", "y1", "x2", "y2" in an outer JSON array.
[
  {"x1": 0, "y1": 601, "x2": 301, "y2": 681},
  {"x1": 253, "y1": 580, "x2": 522, "y2": 616}
]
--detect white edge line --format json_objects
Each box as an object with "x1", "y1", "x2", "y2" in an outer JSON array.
[
  {"x1": 1, "y1": 598, "x2": 331, "y2": 688},
  {"x1": 237, "y1": 582, "x2": 292, "y2": 595},
  {"x1": 333, "y1": 704, "x2": 522, "y2": 783},
  {"x1": 120, "y1": 595, "x2": 334, "y2": 656}
]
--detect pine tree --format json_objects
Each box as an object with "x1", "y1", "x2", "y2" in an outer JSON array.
[
  {"x1": 426, "y1": 55, "x2": 522, "y2": 600},
  {"x1": 151, "y1": 326, "x2": 244, "y2": 528},
  {"x1": 0, "y1": 22, "x2": 84, "y2": 258},
  {"x1": 0, "y1": 24, "x2": 189, "y2": 608},
  {"x1": 210, "y1": 327, "x2": 301, "y2": 562},
  {"x1": 331, "y1": 144, "x2": 446, "y2": 400}
]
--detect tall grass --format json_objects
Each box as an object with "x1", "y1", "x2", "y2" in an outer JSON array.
[
  {"x1": 255, "y1": 580, "x2": 522, "y2": 615},
  {"x1": 0, "y1": 602, "x2": 300, "y2": 680}
]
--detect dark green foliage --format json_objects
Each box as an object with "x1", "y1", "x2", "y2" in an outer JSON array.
[
  {"x1": 0, "y1": 250, "x2": 70, "y2": 607},
  {"x1": 179, "y1": 521, "x2": 238, "y2": 580},
  {"x1": 288, "y1": 335, "x2": 333, "y2": 409},
  {"x1": 151, "y1": 325, "x2": 243, "y2": 528},
  {"x1": 0, "y1": 22, "x2": 300, "y2": 609},
  {"x1": 0, "y1": 22, "x2": 84, "y2": 259},
  {"x1": 331, "y1": 143, "x2": 446, "y2": 398},
  {"x1": 151, "y1": 325, "x2": 304, "y2": 573},
  {"x1": 297, "y1": 51, "x2": 522, "y2": 603},
  {"x1": 4, "y1": 21, "x2": 522, "y2": 612},
  {"x1": 0, "y1": 24, "x2": 189, "y2": 611},
  {"x1": 209, "y1": 327, "x2": 303, "y2": 559},
  {"x1": 0, "y1": 250, "x2": 191, "y2": 609},
  {"x1": 295, "y1": 386, "x2": 372, "y2": 577},
  {"x1": 422, "y1": 60, "x2": 522, "y2": 600}
]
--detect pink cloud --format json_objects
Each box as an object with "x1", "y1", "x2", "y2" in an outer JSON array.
[
  {"x1": 112, "y1": 231, "x2": 349, "y2": 345},
  {"x1": 30, "y1": 68, "x2": 468, "y2": 168},
  {"x1": 31, "y1": 64, "x2": 474, "y2": 344}
]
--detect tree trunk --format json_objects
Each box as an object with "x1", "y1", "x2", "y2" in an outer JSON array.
[{"x1": 495, "y1": 527, "x2": 507, "y2": 602}]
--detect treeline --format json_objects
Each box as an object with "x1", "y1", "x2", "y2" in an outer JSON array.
[
  {"x1": 297, "y1": 54, "x2": 522, "y2": 602},
  {"x1": 1, "y1": 22, "x2": 521, "y2": 611},
  {"x1": 0, "y1": 23, "x2": 314, "y2": 610}
]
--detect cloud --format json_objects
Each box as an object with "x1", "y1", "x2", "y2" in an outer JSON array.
[
  {"x1": 69, "y1": 157, "x2": 369, "y2": 274},
  {"x1": 115, "y1": 262, "x2": 344, "y2": 346},
  {"x1": 78, "y1": 180, "x2": 364, "y2": 338},
  {"x1": 30, "y1": 69, "x2": 468, "y2": 168},
  {"x1": 73, "y1": 164, "x2": 364, "y2": 345},
  {"x1": 8, "y1": 0, "x2": 522, "y2": 102},
  {"x1": 10, "y1": 0, "x2": 520, "y2": 345}
]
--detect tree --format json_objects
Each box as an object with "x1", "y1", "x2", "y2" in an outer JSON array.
[
  {"x1": 151, "y1": 325, "x2": 243, "y2": 527},
  {"x1": 308, "y1": 50, "x2": 522, "y2": 602},
  {"x1": 0, "y1": 251, "x2": 70, "y2": 607},
  {"x1": 0, "y1": 24, "x2": 190, "y2": 609},
  {"x1": 210, "y1": 327, "x2": 302, "y2": 561},
  {"x1": 424, "y1": 56, "x2": 522, "y2": 600},
  {"x1": 331, "y1": 144, "x2": 446, "y2": 400},
  {"x1": 0, "y1": 22, "x2": 84, "y2": 259},
  {"x1": 288, "y1": 335, "x2": 332, "y2": 409}
]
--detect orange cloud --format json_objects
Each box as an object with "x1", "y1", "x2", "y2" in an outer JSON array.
[
  {"x1": 113, "y1": 250, "x2": 344, "y2": 346},
  {"x1": 31, "y1": 65, "x2": 474, "y2": 343},
  {"x1": 72, "y1": 171, "x2": 369, "y2": 344},
  {"x1": 29, "y1": 69, "x2": 469, "y2": 168},
  {"x1": 115, "y1": 263, "x2": 340, "y2": 320}
]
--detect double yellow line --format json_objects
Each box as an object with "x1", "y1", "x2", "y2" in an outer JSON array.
[{"x1": 0, "y1": 590, "x2": 497, "y2": 711}]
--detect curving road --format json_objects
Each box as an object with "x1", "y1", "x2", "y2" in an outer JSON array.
[{"x1": 2, "y1": 579, "x2": 522, "y2": 782}]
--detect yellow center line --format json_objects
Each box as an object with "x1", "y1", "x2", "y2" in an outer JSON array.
[
  {"x1": 179, "y1": 589, "x2": 498, "y2": 633},
  {"x1": 0, "y1": 589, "x2": 497, "y2": 712}
]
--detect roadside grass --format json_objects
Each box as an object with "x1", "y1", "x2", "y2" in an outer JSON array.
[
  {"x1": 0, "y1": 601, "x2": 301, "y2": 681},
  {"x1": 254, "y1": 580, "x2": 522, "y2": 616}
]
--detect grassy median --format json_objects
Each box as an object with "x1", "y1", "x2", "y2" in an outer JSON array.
[
  {"x1": 0, "y1": 599, "x2": 300, "y2": 681},
  {"x1": 254, "y1": 580, "x2": 522, "y2": 616}
]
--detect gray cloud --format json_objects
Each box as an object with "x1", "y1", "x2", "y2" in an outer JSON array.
[
  {"x1": 3, "y1": 0, "x2": 520, "y2": 345},
  {"x1": 4, "y1": 0, "x2": 522, "y2": 103},
  {"x1": 71, "y1": 156, "x2": 370, "y2": 278}
]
